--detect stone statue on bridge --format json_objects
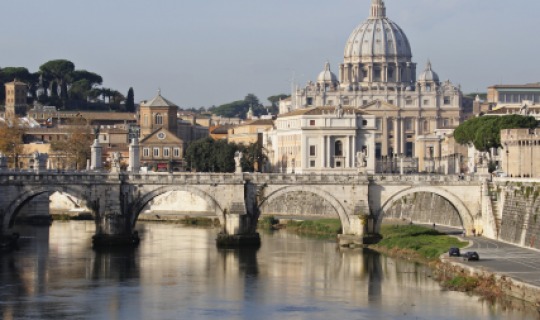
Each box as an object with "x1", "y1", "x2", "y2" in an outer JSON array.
[
  {"x1": 234, "y1": 151, "x2": 243, "y2": 173},
  {"x1": 110, "y1": 152, "x2": 121, "y2": 173}
]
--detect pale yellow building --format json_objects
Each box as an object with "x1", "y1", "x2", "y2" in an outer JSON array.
[
  {"x1": 227, "y1": 119, "x2": 274, "y2": 146},
  {"x1": 501, "y1": 128, "x2": 540, "y2": 178}
]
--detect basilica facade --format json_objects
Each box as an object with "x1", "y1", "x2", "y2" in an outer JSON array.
[{"x1": 281, "y1": 0, "x2": 465, "y2": 164}]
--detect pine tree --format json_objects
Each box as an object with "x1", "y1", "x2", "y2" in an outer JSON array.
[{"x1": 125, "y1": 87, "x2": 135, "y2": 113}]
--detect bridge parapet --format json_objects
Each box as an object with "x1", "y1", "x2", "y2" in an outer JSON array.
[
  {"x1": 369, "y1": 174, "x2": 483, "y2": 185},
  {"x1": 122, "y1": 172, "x2": 244, "y2": 185},
  {"x1": 244, "y1": 173, "x2": 369, "y2": 185}
]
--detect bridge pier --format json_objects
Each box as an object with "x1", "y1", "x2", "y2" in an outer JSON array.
[
  {"x1": 216, "y1": 202, "x2": 261, "y2": 248},
  {"x1": 92, "y1": 213, "x2": 140, "y2": 247}
]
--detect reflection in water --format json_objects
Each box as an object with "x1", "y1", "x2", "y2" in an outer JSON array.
[{"x1": 0, "y1": 221, "x2": 537, "y2": 320}]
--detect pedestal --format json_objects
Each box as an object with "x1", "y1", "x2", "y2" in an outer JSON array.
[{"x1": 216, "y1": 233, "x2": 261, "y2": 248}]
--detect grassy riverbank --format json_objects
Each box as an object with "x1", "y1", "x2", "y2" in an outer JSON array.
[
  {"x1": 371, "y1": 225, "x2": 468, "y2": 261},
  {"x1": 258, "y1": 216, "x2": 341, "y2": 239}
]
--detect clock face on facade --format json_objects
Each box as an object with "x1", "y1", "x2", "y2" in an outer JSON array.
[{"x1": 157, "y1": 132, "x2": 166, "y2": 140}]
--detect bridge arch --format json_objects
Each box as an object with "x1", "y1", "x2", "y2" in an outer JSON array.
[
  {"x1": 2, "y1": 186, "x2": 91, "y2": 230},
  {"x1": 258, "y1": 185, "x2": 351, "y2": 233},
  {"x1": 376, "y1": 186, "x2": 474, "y2": 232},
  {"x1": 129, "y1": 186, "x2": 224, "y2": 228}
]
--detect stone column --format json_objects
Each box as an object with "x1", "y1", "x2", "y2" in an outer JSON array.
[
  {"x1": 128, "y1": 137, "x2": 140, "y2": 173},
  {"x1": 320, "y1": 135, "x2": 326, "y2": 168},
  {"x1": 393, "y1": 118, "x2": 400, "y2": 155},
  {"x1": 90, "y1": 139, "x2": 102, "y2": 171}
]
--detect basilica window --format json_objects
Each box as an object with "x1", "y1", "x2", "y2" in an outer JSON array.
[
  {"x1": 310, "y1": 120, "x2": 315, "y2": 126},
  {"x1": 155, "y1": 113, "x2": 163, "y2": 125},
  {"x1": 335, "y1": 141, "x2": 343, "y2": 156},
  {"x1": 310, "y1": 145, "x2": 316, "y2": 156},
  {"x1": 444, "y1": 96, "x2": 451, "y2": 105},
  {"x1": 387, "y1": 120, "x2": 393, "y2": 131},
  {"x1": 373, "y1": 69, "x2": 381, "y2": 81},
  {"x1": 423, "y1": 99, "x2": 429, "y2": 106},
  {"x1": 310, "y1": 160, "x2": 316, "y2": 168},
  {"x1": 343, "y1": 97, "x2": 350, "y2": 105},
  {"x1": 405, "y1": 118, "x2": 413, "y2": 131},
  {"x1": 307, "y1": 98, "x2": 313, "y2": 106}
]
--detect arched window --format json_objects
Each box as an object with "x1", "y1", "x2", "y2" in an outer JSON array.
[
  {"x1": 335, "y1": 141, "x2": 343, "y2": 156},
  {"x1": 155, "y1": 113, "x2": 163, "y2": 125}
]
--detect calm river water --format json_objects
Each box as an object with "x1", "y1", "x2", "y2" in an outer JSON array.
[{"x1": 0, "y1": 221, "x2": 537, "y2": 320}]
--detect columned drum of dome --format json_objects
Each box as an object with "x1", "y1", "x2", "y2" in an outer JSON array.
[{"x1": 340, "y1": 0, "x2": 415, "y2": 88}]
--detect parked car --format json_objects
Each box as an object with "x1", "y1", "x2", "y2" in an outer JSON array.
[
  {"x1": 448, "y1": 247, "x2": 461, "y2": 257},
  {"x1": 462, "y1": 251, "x2": 480, "y2": 261}
]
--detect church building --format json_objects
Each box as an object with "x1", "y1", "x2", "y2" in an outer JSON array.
[{"x1": 288, "y1": 0, "x2": 465, "y2": 161}]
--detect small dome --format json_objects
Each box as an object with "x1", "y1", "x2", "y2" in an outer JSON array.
[
  {"x1": 418, "y1": 61, "x2": 439, "y2": 83},
  {"x1": 317, "y1": 62, "x2": 338, "y2": 84}
]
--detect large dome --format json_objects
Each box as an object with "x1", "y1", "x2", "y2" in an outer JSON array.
[{"x1": 344, "y1": 0, "x2": 412, "y2": 62}]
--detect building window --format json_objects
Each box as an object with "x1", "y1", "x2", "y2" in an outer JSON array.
[
  {"x1": 335, "y1": 141, "x2": 343, "y2": 156},
  {"x1": 363, "y1": 100, "x2": 368, "y2": 105},
  {"x1": 376, "y1": 118, "x2": 382, "y2": 130},
  {"x1": 310, "y1": 160, "x2": 316, "y2": 168},
  {"x1": 155, "y1": 113, "x2": 163, "y2": 125},
  {"x1": 336, "y1": 161, "x2": 342, "y2": 168},
  {"x1": 310, "y1": 120, "x2": 315, "y2": 126},
  {"x1": 328, "y1": 100, "x2": 333, "y2": 106},
  {"x1": 388, "y1": 100, "x2": 394, "y2": 105},
  {"x1": 310, "y1": 145, "x2": 316, "y2": 156},
  {"x1": 387, "y1": 120, "x2": 393, "y2": 131},
  {"x1": 405, "y1": 118, "x2": 413, "y2": 131},
  {"x1": 423, "y1": 99, "x2": 429, "y2": 106},
  {"x1": 362, "y1": 119, "x2": 368, "y2": 126},
  {"x1": 173, "y1": 148, "x2": 180, "y2": 157},
  {"x1": 443, "y1": 96, "x2": 451, "y2": 105},
  {"x1": 307, "y1": 98, "x2": 313, "y2": 106},
  {"x1": 423, "y1": 120, "x2": 429, "y2": 132},
  {"x1": 163, "y1": 148, "x2": 170, "y2": 157},
  {"x1": 153, "y1": 148, "x2": 160, "y2": 157},
  {"x1": 343, "y1": 97, "x2": 350, "y2": 105},
  {"x1": 143, "y1": 148, "x2": 150, "y2": 157}
]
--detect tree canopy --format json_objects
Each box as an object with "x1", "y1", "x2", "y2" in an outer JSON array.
[
  {"x1": 185, "y1": 138, "x2": 267, "y2": 172},
  {"x1": 211, "y1": 94, "x2": 267, "y2": 119},
  {"x1": 1, "y1": 59, "x2": 132, "y2": 112},
  {"x1": 454, "y1": 115, "x2": 537, "y2": 151}
]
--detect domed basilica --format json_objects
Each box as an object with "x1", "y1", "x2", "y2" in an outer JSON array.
[{"x1": 286, "y1": 0, "x2": 464, "y2": 159}]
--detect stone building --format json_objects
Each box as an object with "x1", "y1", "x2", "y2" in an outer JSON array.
[
  {"x1": 227, "y1": 119, "x2": 274, "y2": 146},
  {"x1": 500, "y1": 128, "x2": 540, "y2": 178},
  {"x1": 265, "y1": 106, "x2": 376, "y2": 174},
  {"x1": 4, "y1": 80, "x2": 28, "y2": 119},
  {"x1": 290, "y1": 0, "x2": 464, "y2": 160},
  {"x1": 138, "y1": 91, "x2": 184, "y2": 171}
]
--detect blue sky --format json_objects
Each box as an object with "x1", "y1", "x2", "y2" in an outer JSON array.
[{"x1": 2, "y1": 0, "x2": 539, "y2": 108}]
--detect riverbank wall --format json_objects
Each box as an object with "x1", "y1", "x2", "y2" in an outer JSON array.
[{"x1": 440, "y1": 256, "x2": 540, "y2": 306}]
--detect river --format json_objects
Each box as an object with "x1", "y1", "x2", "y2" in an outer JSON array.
[{"x1": 0, "y1": 221, "x2": 537, "y2": 320}]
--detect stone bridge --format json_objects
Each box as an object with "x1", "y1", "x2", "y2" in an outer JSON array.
[{"x1": 0, "y1": 172, "x2": 489, "y2": 247}]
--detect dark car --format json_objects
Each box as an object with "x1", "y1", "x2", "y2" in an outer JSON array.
[
  {"x1": 462, "y1": 251, "x2": 480, "y2": 261},
  {"x1": 448, "y1": 247, "x2": 461, "y2": 257}
]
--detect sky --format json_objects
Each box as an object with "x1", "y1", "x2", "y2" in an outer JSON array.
[{"x1": 2, "y1": 0, "x2": 540, "y2": 109}]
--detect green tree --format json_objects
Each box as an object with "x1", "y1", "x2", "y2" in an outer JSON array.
[
  {"x1": 125, "y1": 87, "x2": 135, "y2": 112},
  {"x1": 39, "y1": 59, "x2": 76, "y2": 105},
  {"x1": 454, "y1": 115, "x2": 537, "y2": 151},
  {"x1": 50, "y1": 117, "x2": 93, "y2": 170},
  {"x1": 0, "y1": 120, "x2": 25, "y2": 168},
  {"x1": 185, "y1": 138, "x2": 237, "y2": 172}
]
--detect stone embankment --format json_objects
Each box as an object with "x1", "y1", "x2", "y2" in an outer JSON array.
[{"x1": 439, "y1": 256, "x2": 540, "y2": 306}]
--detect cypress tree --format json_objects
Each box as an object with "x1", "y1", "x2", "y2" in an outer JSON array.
[{"x1": 125, "y1": 87, "x2": 135, "y2": 112}]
